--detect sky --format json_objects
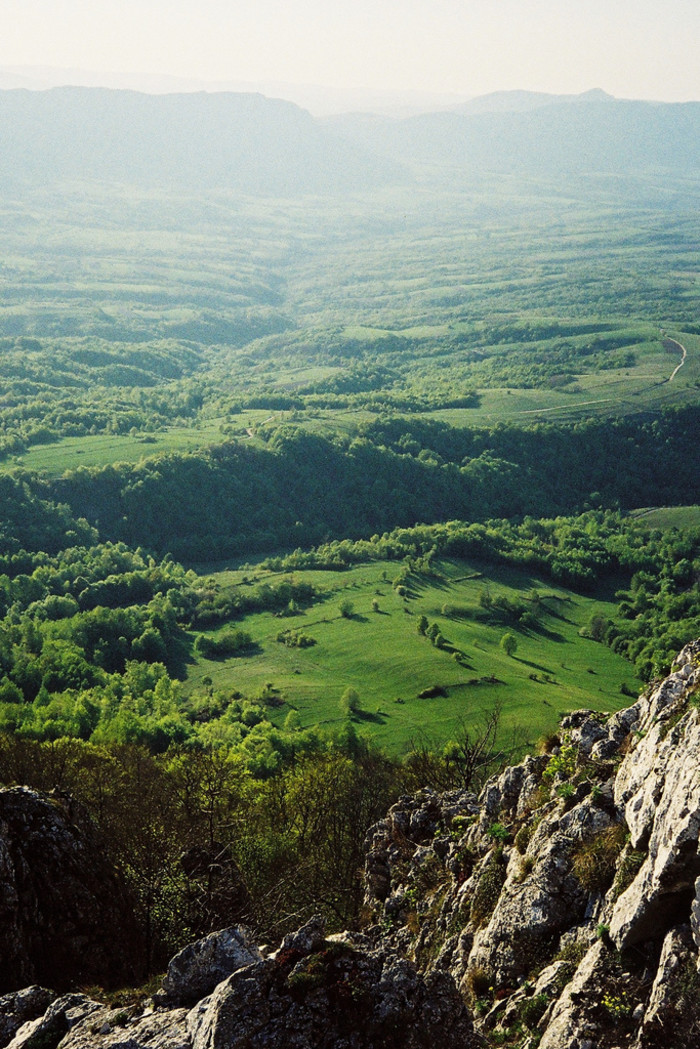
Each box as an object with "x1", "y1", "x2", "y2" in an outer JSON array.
[{"x1": 1, "y1": 0, "x2": 699, "y2": 109}]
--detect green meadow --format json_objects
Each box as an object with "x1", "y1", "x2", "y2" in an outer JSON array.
[
  {"x1": 186, "y1": 557, "x2": 637, "y2": 754},
  {"x1": 631, "y1": 505, "x2": 700, "y2": 530}
]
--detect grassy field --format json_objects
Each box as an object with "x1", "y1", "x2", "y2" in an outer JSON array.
[
  {"x1": 631, "y1": 505, "x2": 700, "y2": 530},
  {"x1": 0, "y1": 413, "x2": 279, "y2": 476},
  {"x1": 186, "y1": 556, "x2": 638, "y2": 754}
]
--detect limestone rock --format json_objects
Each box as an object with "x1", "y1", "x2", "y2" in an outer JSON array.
[
  {"x1": 277, "y1": 914, "x2": 326, "y2": 956},
  {"x1": 0, "y1": 787, "x2": 143, "y2": 992},
  {"x1": 0, "y1": 987, "x2": 55, "y2": 1049},
  {"x1": 469, "y1": 795, "x2": 615, "y2": 985},
  {"x1": 537, "y1": 941, "x2": 611, "y2": 1049},
  {"x1": 60, "y1": 1006, "x2": 191, "y2": 1049},
  {"x1": 634, "y1": 924, "x2": 698, "y2": 1047},
  {"x1": 163, "y1": 927, "x2": 261, "y2": 1005},
  {"x1": 5, "y1": 994, "x2": 102, "y2": 1049}
]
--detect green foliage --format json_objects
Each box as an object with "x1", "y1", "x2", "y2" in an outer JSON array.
[
  {"x1": 470, "y1": 847, "x2": 509, "y2": 928},
  {"x1": 572, "y1": 824, "x2": 627, "y2": 895},
  {"x1": 602, "y1": 991, "x2": 632, "y2": 1019},
  {"x1": 487, "y1": 821, "x2": 511, "y2": 843},
  {"x1": 514, "y1": 823, "x2": 533, "y2": 855},
  {"x1": 339, "y1": 688, "x2": 361, "y2": 716},
  {"x1": 194, "y1": 629, "x2": 254, "y2": 659},
  {"x1": 275, "y1": 629, "x2": 316, "y2": 648},
  {"x1": 500, "y1": 632, "x2": 518, "y2": 658},
  {"x1": 542, "y1": 744, "x2": 578, "y2": 783},
  {"x1": 519, "y1": 991, "x2": 550, "y2": 1029}
]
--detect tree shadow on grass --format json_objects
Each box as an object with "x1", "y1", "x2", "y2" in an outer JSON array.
[
  {"x1": 353, "y1": 709, "x2": 388, "y2": 724},
  {"x1": 514, "y1": 656, "x2": 555, "y2": 674},
  {"x1": 525, "y1": 623, "x2": 567, "y2": 643}
]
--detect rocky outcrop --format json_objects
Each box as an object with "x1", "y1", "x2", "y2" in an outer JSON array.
[
  {"x1": 1, "y1": 918, "x2": 476, "y2": 1049},
  {"x1": 0, "y1": 987, "x2": 56, "y2": 1047},
  {"x1": 187, "y1": 917, "x2": 476, "y2": 1049},
  {"x1": 0, "y1": 787, "x2": 143, "y2": 993},
  {"x1": 163, "y1": 927, "x2": 262, "y2": 1005},
  {"x1": 362, "y1": 639, "x2": 700, "y2": 1047}
]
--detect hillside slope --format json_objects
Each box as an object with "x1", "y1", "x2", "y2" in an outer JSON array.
[{"x1": 4, "y1": 641, "x2": 700, "y2": 1046}]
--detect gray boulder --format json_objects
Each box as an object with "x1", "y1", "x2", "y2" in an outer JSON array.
[
  {"x1": 5, "y1": 994, "x2": 102, "y2": 1049},
  {"x1": 0, "y1": 987, "x2": 55, "y2": 1049},
  {"x1": 163, "y1": 927, "x2": 261, "y2": 1005}
]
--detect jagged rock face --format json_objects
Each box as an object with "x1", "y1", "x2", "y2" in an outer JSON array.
[
  {"x1": 363, "y1": 639, "x2": 700, "y2": 1048},
  {"x1": 0, "y1": 787, "x2": 143, "y2": 993},
  {"x1": 610, "y1": 643, "x2": 700, "y2": 949},
  {"x1": 0, "y1": 919, "x2": 476, "y2": 1049},
  {"x1": 187, "y1": 924, "x2": 476, "y2": 1049}
]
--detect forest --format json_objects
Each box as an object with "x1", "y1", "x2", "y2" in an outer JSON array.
[{"x1": 0, "y1": 86, "x2": 699, "y2": 972}]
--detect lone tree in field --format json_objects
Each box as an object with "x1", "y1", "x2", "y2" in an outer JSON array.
[
  {"x1": 339, "y1": 598, "x2": 354, "y2": 619},
  {"x1": 500, "y1": 632, "x2": 518, "y2": 657},
  {"x1": 339, "y1": 687, "x2": 361, "y2": 716}
]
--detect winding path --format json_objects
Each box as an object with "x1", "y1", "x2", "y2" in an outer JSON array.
[
  {"x1": 663, "y1": 337, "x2": 687, "y2": 382},
  {"x1": 515, "y1": 334, "x2": 688, "y2": 417}
]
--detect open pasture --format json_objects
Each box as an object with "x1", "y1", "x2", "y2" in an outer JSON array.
[{"x1": 186, "y1": 557, "x2": 638, "y2": 753}]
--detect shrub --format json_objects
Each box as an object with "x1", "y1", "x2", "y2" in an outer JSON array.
[
  {"x1": 339, "y1": 687, "x2": 360, "y2": 715},
  {"x1": 195, "y1": 628, "x2": 253, "y2": 659},
  {"x1": 514, "y1": 823, "x2": 533, "y2": 854},
  {"x1": 573, "y1": 824, "x2": 627, "y2": 895},
  {"x1": 542, "y1": 743, "x2": 577, "y2": 782},
  {"x1": 276, "y1": 629, "x2": 316, "y2": 648},
  {"x1": 519, "y1": 992, "x2": 549, "y2": 1029},
  {"x1": 487, "y1": 821, "x2": 510, "y2": 843},
  {"x1": 500, "y1": 632, "x2": 518, "y2": 657},
  {"x1": 471, "y1": 847, "x2": 508, "y2": 928},
  {"x1": 514, "y1": 855, "x2": 535, "y2": 882},
  {"x1": 464, "y1": 965, "x2": 491, "y2": 1001},
  {"x1": 611, "y1": 845, "x2": 646, "y2": 899}
]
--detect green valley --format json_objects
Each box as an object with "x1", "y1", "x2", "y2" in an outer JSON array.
[{"x1": 0, "y1": 86, "x2": 699, "y2": 959}]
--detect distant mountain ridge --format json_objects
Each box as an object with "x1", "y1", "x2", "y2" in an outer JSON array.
[
  {"x1": 326, "y1": 95, "x2": 700, "y2": 178},
  {"x1": 0, "y1": 86, "x2": 400, "y2": 194},
  {"x1": 449, "y1": 86, "x2": 616, "y2": 114},
  {"x1": 1, "y1": 86, "x2": 699, "y2": 196}
]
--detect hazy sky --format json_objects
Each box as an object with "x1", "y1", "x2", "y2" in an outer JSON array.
[{"x1": 2, "y1": 0, "x2": 699, "y2": 102}]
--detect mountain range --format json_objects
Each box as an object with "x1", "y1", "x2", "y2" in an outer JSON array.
[{"x1": 0, "y1": 86, "x2": 698, "y2": 195}]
